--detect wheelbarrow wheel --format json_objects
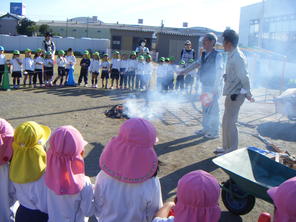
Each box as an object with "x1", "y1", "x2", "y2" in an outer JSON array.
[{"x1": 222, "y1": 179, "x2": 256, "y2": 215}]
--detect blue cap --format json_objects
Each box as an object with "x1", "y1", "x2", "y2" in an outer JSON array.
[{"x1": 0, "y1": 46, "x2": 4, "y2": 51}]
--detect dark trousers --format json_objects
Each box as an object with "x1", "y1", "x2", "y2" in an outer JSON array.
[
  {"x1": 175, "y1": 75, "x2": 185, "y2": 90},
  {"x1": 35, "y1": 69, "x2": 43, "y2": 85},
  {"x1": 0, "y1": 65, "x2": 4, "y2": 85},
  {"x1": 128, "y1": 71, "x2": 135, "y2": 89},
  {"x1": 78, "y1": 69, "x2": 88, "y2": 84},
  {"x1": 16, "y1": 205, "x2": 48, "y2": 222}
]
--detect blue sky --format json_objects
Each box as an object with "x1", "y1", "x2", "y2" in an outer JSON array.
[{"x1": 2, "y1": 0, "x2": 261, "y2": 31}]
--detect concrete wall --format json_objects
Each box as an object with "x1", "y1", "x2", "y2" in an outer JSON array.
[{"x1": 0, "y1": 35, "x2": 110, "y2": 52}]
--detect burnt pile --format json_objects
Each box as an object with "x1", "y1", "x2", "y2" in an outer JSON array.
[{"x1": 105, "y1": 104, "x2": 129, "y2": 119}]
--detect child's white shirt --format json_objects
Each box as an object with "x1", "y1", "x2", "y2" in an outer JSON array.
[
  {"x1": 144, "y1": 62, "x2": 153, "y2": 75},
  {"x1": 89, "y1": 59, "x2": 101, "y2": 73},
  {"x1": 136, "y1": 62, "x2": 146, "y2": 75},
  {"x1": 120, "y1": 60, "x2": 129, "y2": 70},
  {"x1": 23, "y1": 57, "x2": 35, "y2": 71},
  {"x1": 13, "y1": 175, "x2": 48, "y2": 213},
  {"x1": 66, "y1": 55, "x2": 76, "y2": 69},
  {"x1": 57, "y1": 57, "x2": 67, "y2": 67},
  {"x1": 94, "y1": 171, "x2": 163, "y2": 222},
  {"x1": 11, "y1": 58, "x2": 22, "y2": 72},
  {"x1": 111, "y1": 58, "x2": 121, "y2": 70},
  {"x1": 34, "y1": 57, "x2": 44, "y2": 70},
  {"x1": 127, "y1": 59, "x2": 137, "y2": 72},
  {"x1": 153, "y1": 216, "x2": 175, "y2": 222},
  {"x1": 0, "y1": 54, "x2": 6, "y2": 65},
  {"x1": 100, "y1": 61, "x2": 110, "y2": 70},
  {"x1": 47, "y1": 176, "x2": 94, "y2": 222},
  {"x1": 44, "y1": 59, "x2": 54, "y2": 67},
  {"x1": 0, "y1": 164, "x2": 17, "y2": 222}
]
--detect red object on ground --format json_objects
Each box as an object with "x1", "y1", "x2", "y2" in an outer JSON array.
[
  {"x1": 200, "y1": 93, "x2": 214, "y2": 107},
  {"x1": 258, "y1": 212, "x2": 271, "y2": 222}
]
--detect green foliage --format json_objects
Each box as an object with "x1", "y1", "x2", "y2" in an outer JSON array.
[
  {"x1": 39, "y1": 24, "x2": 52, "y2": 36},
  {"x1": 17, "y1": 18, "x2": 38, "y2": 36}
]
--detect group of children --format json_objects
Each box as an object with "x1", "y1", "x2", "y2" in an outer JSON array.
[
  {"x1": 0, "y1": 45, "x2": 200, "y2": 93},
  {"x1": 0, "y1": 117, "x2": 295, "y2": 222}
]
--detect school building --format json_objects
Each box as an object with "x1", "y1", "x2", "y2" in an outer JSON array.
[
  {"x1": 37, "y1": 20, "x2": 220, "y2": 60},
  {"x1": 239, "y1": 0, "x2": 296, "y2": 60}
]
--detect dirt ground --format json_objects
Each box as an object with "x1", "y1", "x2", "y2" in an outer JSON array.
[
  {"x1": 1, "y1": 85, "x2": 295, "y2": 222},
  {"x1": 1, "y1": 57, "x2": 296, "y2": 221}
]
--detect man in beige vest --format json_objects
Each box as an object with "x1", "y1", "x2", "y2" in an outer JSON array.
[{"x1": 215, "y1": 29, "x2": 255, "y2": 155}]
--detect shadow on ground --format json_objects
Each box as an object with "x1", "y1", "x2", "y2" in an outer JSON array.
[
  {"x1": 85, "y1": 142, "x2": 104, "y2": 177},
  {"x1": 257, "y1": 121, "x2": 296, "y2": 142}
]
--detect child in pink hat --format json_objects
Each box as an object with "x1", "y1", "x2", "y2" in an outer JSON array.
[
  {"x1": 45, "y1": 125, "x2": 94, "y2": 222},
  {"x1": 94, "y1": 118, "x2": 163, "y2": 222},
  {"x1": 153, "y1": 170, "x2": 221, "y2": 222},
  {"x1": 266, "y1": 177, "x2": 296, "y2": 222},
  {"x1": 0, "y1": 118, "x2": 17, "y2": 222}
]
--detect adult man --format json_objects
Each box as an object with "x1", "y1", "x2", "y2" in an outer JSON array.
[
  {"x1": 215, "y1": 29, "x2": 255, "y2": 155},
  {"x1": 180, "y1": 33, "x2": 224, "y2": 139},
  {"x1": 180, "y1": 40, "x2": 196, "y2": 63}
]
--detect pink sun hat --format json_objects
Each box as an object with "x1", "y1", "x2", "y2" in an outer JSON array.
[
  {"x1": 267, "y1": 177, "x2": 296, "y2": 222},
  {"x1": 45, "y1": 125, "x2": 88, "y2": 195},
  {"x1": 174, "y1": 170, "x2": 221, "y2": 222},
  {"x1": 99, "y1": 118, "x2": 158, "y2": 184},
  {"x1": 0, "y1": 118, "x2": 14, "y2": 165}
]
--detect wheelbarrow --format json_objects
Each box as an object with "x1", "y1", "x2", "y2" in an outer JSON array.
[{"x1": 212, "y1": 147, "x2": 296, "y2": 215}]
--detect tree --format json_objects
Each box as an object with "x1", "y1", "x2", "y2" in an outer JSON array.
[
  {"x1": 39, "y1": 24, "x2": 52, "y2": 36},
  {"x1": 17, "y1": 18, "x2": 38, "y2": 36}
]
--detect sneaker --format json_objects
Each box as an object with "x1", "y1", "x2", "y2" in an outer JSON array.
[
  {"x1": 204, "y1": 133, "x2": 219, "y2": 139},
  {"x1": 84, "y1": 84, "x2": 88, "y2": 87},
  {"x1": 195, "y1": 129, "x2": 206, "y2": 136},
  {"x1": 95, "y1": 84, "x2": 98, "y2": 88},
  {"x1": 214, "y1": 147, "x2": 225, "y2": 154},
  {"x1": 77, "y1": 83, "x2": 81, "y2": 86}
]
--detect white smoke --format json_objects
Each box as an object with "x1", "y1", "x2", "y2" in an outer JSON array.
[{"x1": 124, "y1": 90, "x2": 189, "y2": 120}]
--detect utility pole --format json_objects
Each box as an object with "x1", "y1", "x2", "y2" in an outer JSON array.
[
  {"x1": 86, "y1": 17, "x2": 89, "y2": 37},
  {"x1": 66, "y1": 18, "x2": 68, "y2": 37}
]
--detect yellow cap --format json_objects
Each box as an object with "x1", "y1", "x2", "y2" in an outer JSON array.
[{"x1": 9, "y1": 121, "x2": 51, "y2": 184}]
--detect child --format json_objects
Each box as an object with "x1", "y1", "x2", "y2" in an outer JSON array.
[
  {"x1": 157, "y1": 57, "x2": 166, "y2": 91},
  {"x1": 23, "y1": 48, "x2": 35, "y2": 87},
  {"x1": 0, "y1": 119, "x2": 17, "y2": 222},
  {"x1": 0, "y1": 45, "x2": 6, "y2": 85},
  {"x1": 165, "y1": 58, "x2": 175, "y2": 91},
  {"x1": 53, "y1": 50, "x2": 67, "y2": 86},
  {"x1": 110, "y1": 51, "x2": 121, "y2": 89},
  {"x1": 34, "y1": 48, "x2": 44, "y2": 87},
  {"x1": 78, "y1": 50, "x2": 91, "y2": 87},
  {"x1": 65, "y1": 48, "x2": 76, "y2": 84},
  {"x1": 44, "y1": 51, "x2": 54, "y2": 87},
  {"x1": 175, "y1": 60, "x2": 185, "y2": 91},
  {"x1": 94, "y1": 118, "x2": 163, "y2": 222},
  {"x1": 45, "y1": 126, "x2": 94, "y2": 222},
  {"x1": 266, "y1": 177, "x2": 296, "y2": 222},
  {"x1": 185, "y1": 59, "x2": 196, "y2": 94},
  {"x1": 135, "y1": 55, "x2": 145, "y2": 90},
  {"x1": 143, "y1": 55, "x2": 153, "y2": 90},
  {"x1": 10, "y1": 50, "x2": 22, "y2": 89},
  {"x1": 100, "y1": 54, "x2": 110, "y2": 89},
  {"x1": 89, "y1": 52, "x2": 100, "y2": 88},
  {"x1": 9, "y1": 121, "x2": 51, "y2": 222},
  {"x1": 119, "y1": 53, "x2": 129, "y2": 89},
  {"x1": 153, "y1": 170, "x2": 221, "y2": 222},
  {"x1": 127, "y1": 51, "x2": 137, "y2": 90}
]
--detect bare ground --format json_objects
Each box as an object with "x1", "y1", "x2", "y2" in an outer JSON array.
[{"x1": 1, "y1": 86, "x2": 295, "y2": 222}]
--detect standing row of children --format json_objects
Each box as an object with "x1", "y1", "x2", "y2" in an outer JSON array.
[
  {"x1": 1, "y1": 117, "x2": 295, "y2": 222},
  {"x1": 1, "y1": 45, "x2": 200, "y2": 93}
]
